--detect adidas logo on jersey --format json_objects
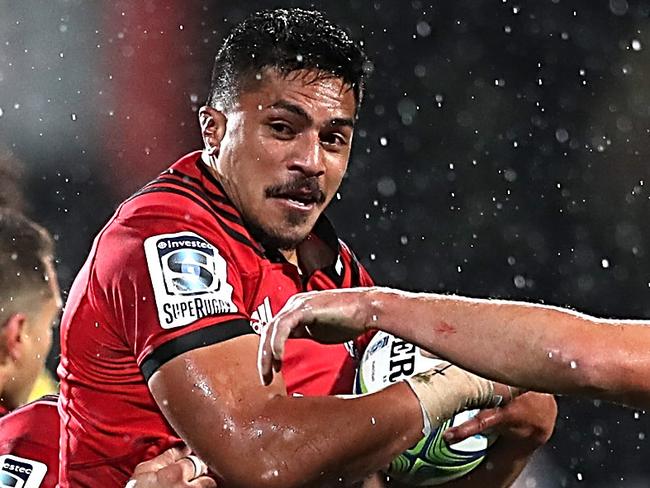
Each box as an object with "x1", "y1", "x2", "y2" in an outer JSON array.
[{"x1": 250, "y1": 296, "x2": 273, "y2": 334}]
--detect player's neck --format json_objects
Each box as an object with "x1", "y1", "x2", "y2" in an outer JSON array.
[{"x1": 280, "y1": 248, "x2": 299, "y2": 268}]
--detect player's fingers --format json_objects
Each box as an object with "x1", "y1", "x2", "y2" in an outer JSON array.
[
  {"x1": 259, "y1": 302, "x2": 314, "y2": 385},
  {"x1": 443, "y1": 408, "x2": 503, "y2": 443},
  {"x1": 183, "y1": 454, "x2": 208, "y2": 479},
  {"x1": 270, "y1": 311, "x2": 303, "y2": 361},
  {"x1": 188, "y1": 476, "x2": 218, "y2": 488},
  {"x1": 492, "y1": 383, "x2": 523, "y2": 407},
  {"x1": 132, "y1": 445, "x2": 191, "y2": 475},
  {"x1": 157, "y1": 455, "x2": 208, "y2": 486},
  {"x1": 163, "y1": 445, "x2": 192, "y2": 463},
  {"x1": 257, "y1": 322, "x2": 275, "y2": 385}
]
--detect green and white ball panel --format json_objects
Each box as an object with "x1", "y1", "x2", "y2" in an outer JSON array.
[{"x1": 355, "y1": 331, "x2": 489, "y2": 486}]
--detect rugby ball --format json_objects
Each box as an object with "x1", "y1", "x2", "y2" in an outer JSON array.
[{"x1": 355, "y1": 331, "x2": 490, "y2": 486}]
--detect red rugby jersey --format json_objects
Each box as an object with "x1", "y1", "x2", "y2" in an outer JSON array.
[
  {"x1": 0, "y1": 395, "x2": 59, "y2": 488},
  {"x1": 58, "y1": 151, "x2": 374, "y2": 487}
]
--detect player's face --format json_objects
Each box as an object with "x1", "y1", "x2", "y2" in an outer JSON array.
[
  {"x1": 214, "y1": 69, "x2": 356, "y2": 250},
  {"x1": 5, "y1": 265, "x2": 61, "y2": 409}
]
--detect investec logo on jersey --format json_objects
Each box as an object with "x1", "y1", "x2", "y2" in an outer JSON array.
[
  {"x1": 144, "y1": 231, "x2": 238, "y2": 329},
  {"x1": 0, "y1": 455, "x2": 47, "y2": 488}
]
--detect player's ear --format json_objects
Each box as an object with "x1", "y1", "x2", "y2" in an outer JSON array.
[
  {"x1": 199, "y1": 105, "x2": 227, "y2": 155},
  {"x1": 0, "y1": 313, "x2": 27, "y2": 364}
]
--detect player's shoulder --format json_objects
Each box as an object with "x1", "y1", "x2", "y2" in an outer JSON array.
[
  {"x1": 0, "y1": 395, "x2": 59, "y2": 432},
  {"x1": 101, "y1": 152, "x2": 261, "y2": 258},
  {"x1": 116, "y1": 152, "x2": 227, "y2": 231},
  {"x1": 0, "y1": 397, "x2": 58, "y2": 488}
]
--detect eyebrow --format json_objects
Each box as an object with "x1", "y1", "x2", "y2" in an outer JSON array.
[{"x1": 268, "y1": 99, "x2": 355, "y2": 129}]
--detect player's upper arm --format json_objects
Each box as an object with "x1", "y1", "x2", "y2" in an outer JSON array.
[
  {"x1": 148, "y1": 333, "x2": 290, "y2": 487},
  {"x1": 95, "y1": 204, "x2": 255, "y2": 365},
  {"x1": 101, "y1": 209, "x2": 298, "y2": 485}
]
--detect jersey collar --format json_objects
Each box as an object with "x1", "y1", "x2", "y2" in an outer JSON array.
[{"x1": 0, "y1": 403, "x2": 9, "y2": 417}]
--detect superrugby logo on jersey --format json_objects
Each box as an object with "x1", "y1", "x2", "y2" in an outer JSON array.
[
  {"x1": 0, "y1": 455, "x2": 47, "y2": 488},
  {"x1": 144, "y1": 232, "x2": 238, "y2": 329}
]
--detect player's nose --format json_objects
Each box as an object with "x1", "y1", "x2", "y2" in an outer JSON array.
[{"x1": 287, "y1": 132, "x2": 325, "y2": 177}]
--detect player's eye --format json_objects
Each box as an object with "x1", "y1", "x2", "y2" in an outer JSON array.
[
  {"x1": 320, "y1": 132, "x2": 348, "y2": 148},
  {"x1": 268, "y1": 121, "x2": 296, "y2": 138}
]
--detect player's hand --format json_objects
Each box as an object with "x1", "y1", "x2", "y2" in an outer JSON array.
[
  {"x1": 258, "y1": 288, "x2": 374, "y2": 385},
  {"x1": 126, "y1": 445, "x2": 217, "y2": 488},
  {"x1": 442, "y1": 391, "x2": 557, "y2": 447},
  {"x1": 405, "y1": 364, "x2": 522, "y2": 434}
]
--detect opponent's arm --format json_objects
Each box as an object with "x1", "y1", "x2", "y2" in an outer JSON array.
[
  {"x1": 259, "y1": 287, "x2": 650, "y2": 408},
  {"x1": 369, "y1": 289, "x2": 650, "y2": 408},
  {"x1": 149, "y1": 334, "x2": 505, "y2": 488}
]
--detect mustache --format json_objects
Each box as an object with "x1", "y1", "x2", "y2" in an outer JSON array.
[{"x1": 265, "y1": 178, "x2": 326, "y2": 205}]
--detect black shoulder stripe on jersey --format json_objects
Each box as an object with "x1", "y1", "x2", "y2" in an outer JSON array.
[
  {"x1": 196, "y1": 159, "x2": 234, "y2": 197},
  {"x1": 140, "y1": 318, "x2": 254, "y2": 381},
  {"x1": 163, "y1": 169, "x2": 234, "y2": 207},
  {"x1": 151, "y1": 177, "x2": 242, "y2": 224},
  {"x1": 132, "y1": 186, "x2": 265, "y2": 257}
]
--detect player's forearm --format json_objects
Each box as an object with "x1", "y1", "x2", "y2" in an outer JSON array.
[
  {"x1": 261, "y1": 384, "x2": 421, "y2": 487},
  {"x1": 199, "y1": 382, "x2": 422, "y2": 488},
  {"x1": 367, "y1": 288, "x2": 650, "y2": 406}
]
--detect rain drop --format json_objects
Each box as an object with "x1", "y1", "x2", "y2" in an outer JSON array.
[
  {"x1": 416, "y1": 21, "x2": 431, "y2": 37},
  {"x1": 555, "y1": 128, "x2": 569, "y2": 143}
]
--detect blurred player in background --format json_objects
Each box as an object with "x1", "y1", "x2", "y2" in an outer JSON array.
[
  {"x1": 0, "y1": 208, "x2": 60, "y2": 415},
  {"x1": 0, "y1": 208, "x2": 215, "y2": 488},
  {"x1": 58, "y1": 7, "x2": 554, "y2": 488},
  {"x1": 0, "y1": 147, "x2": 58, "y2": 401},
  {"x1": 258, "y1": 284, "x2": 650, "y2": 440}
]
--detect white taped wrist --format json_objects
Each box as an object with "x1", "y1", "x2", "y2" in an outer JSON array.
[
  {"x1": 404, "y1": 363, "x2": 496, "y2": 432},
  {"x1": 404, "y1": 379, "x2": 433, "y2": 436}
]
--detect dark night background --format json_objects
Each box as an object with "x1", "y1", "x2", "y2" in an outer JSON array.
[{"x1": 2, "y1": 1, "x2": 650, "y2": 486}]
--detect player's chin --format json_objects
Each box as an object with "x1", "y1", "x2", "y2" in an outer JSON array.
[
  {"x1": 276, "y1": 226, "x2": 312, "y2": 250},
  {"x1": 266, "y1": 220, "x2": 314, "y2": 250}
]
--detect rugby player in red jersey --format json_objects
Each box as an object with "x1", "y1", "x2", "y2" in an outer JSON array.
[
  {"x1": 0, "y1": 209, "x2": 60, "y2": 488},
  {"x1": 0, "y1": 209, "x2": 214, "y2": 488},
  {"x1": 58, "y1": 8, "x2": 555, "y2": 487}
]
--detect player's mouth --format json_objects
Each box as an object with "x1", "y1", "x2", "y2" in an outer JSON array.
[{"x1": 266, "y1": 181, "x2": 325, "y2": 212}]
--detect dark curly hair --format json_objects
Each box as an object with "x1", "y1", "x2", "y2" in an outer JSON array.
[{"x1": 206, "y1": 8, "x2": 368, "y2": 113}]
